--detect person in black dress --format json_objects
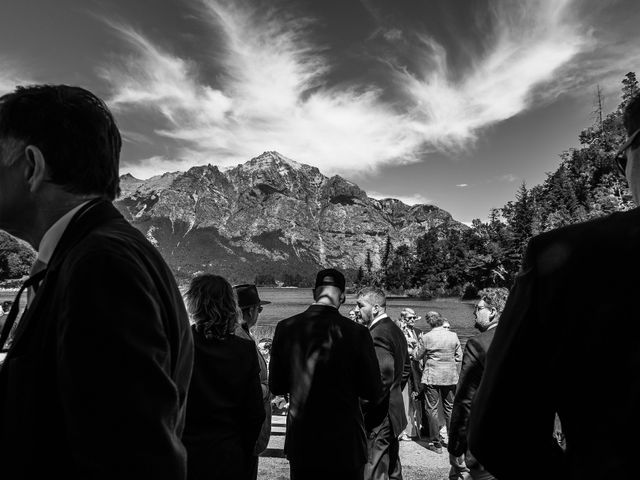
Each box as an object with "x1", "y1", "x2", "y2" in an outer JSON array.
[{"x1": 182, "y1": 275, "x2": 265, "y2": 480}]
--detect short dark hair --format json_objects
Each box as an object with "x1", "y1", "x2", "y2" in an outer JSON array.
[
  {"x1": 478, "y1": 287, "x2": 509, "y2": 315},
  {"x1": 0, "y1": 85, "x2": 122, "y2": 200},
  {"x1": 356, "y1": 286, "x2": 386, "y2": 308}
]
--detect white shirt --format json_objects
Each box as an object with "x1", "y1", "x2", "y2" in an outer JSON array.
[
  {"x1": 369, "y1": 312, "x2": 388, "y2": 329},
  {"x1": 36, "y1": 201, "x2": 89, "y2": 264}
]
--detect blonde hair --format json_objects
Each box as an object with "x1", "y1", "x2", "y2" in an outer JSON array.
[{"x1": 186, "y1": 274, "x2": 239, "y2": 340}]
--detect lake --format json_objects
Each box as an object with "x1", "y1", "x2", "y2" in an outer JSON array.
[{"x1": 0, "y1": 287, "x2": 479, "y2": 347}]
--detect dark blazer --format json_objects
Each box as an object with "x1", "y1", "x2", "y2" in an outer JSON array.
[
  {"x1": 469, "y1": 208, "x2": 640, "y2": 480},
  {"x1": 0, "y1": 200, "x2": 194, "y2": 479},
  {"x1": 269, "y1": 304, "x2": 383, "y2": 470},
  {"x1": 182, "y1": 327, "x2": 265, "y2": 480},
  {"x1": 364, "y1": 315, "x2": 410, "y2": 435},
  {"x1": 448, "y1": 327, "x2": 496, "y2": 457}
]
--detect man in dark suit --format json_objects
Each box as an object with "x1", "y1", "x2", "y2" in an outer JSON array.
[
  {"x1": 0, "y1": 85, "x2": 194, "y2": 479},
  {"x1": 448, "y1": 287, "x2": 508, "y2": 480},
  {"x1": 468, "y1": 94, "x2": 640, "y2": 480},
  {"x1": 269, "y1": 268, "x2": 383, "y2": 480},
  {"x1": 355, "y1": 287, "x2": 410, "y2": 480}
]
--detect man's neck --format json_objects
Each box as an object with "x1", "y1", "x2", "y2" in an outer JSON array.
[
  {"x1": 311, "y1": 297, "x2": 339, "y2": 309},
  {"x1": 19, "y1": 193, "x2": 99, "y2": 250}
]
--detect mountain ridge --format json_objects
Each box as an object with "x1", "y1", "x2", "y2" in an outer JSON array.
[{"x1": 115, "y1": 151, "x2": 465, "y2": 284}]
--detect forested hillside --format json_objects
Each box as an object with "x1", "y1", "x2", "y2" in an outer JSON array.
[{"x1": 359, "y1": 73, "x2": 639, "y2": 298}]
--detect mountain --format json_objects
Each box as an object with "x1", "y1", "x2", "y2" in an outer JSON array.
[{"x1": 115, "y1": 151, "x2": 465, "y2": 285}]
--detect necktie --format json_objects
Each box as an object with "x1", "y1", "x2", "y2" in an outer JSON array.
[{"x1": 27, "y1": 259, "x2": 47, "y2": 306}]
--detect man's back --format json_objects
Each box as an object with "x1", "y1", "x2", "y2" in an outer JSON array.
[
  {"x1": 269, "y1": 304, "x2": 382, "y2": 469},
  {"x1": 418, "y1": 327, "x2": 462, "y2": 386},
  {"x1": 470, "y1": 208, "x2": 640, "y2": 479}
]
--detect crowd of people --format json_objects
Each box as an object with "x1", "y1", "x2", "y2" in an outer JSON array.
[{"x1": 1, "y1": 83, "x2": 639, "y2": 480}]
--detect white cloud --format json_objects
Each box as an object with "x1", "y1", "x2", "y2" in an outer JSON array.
[
  {"x1": 396, "y1": 0, "x2": 592, "y2": 149},
  {"x1": 101, "y1": 0, "x2": 594, "y2": 177},
  {"x1": 0, "y1": 59, "x2": 32, "y2": 95},
  {"x1": 368, "y1": 191, "x2": 432, "y2": 206},
  {"x1": 456, "y1": 183, "x2": 469, "y2": 188}
]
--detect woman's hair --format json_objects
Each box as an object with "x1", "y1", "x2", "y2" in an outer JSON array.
[
  {"x1": 425, "y1": 311, "x2": 444, "y2": 328},
  {"x1": 186, "y1": 274, "x2": 239, "y2": 340}
]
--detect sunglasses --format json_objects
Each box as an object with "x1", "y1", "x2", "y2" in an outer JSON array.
[
  {"x1": 258, "y1": 306, "x2": 263, "y2": 313},
  {"x1": 614, "y1": 127, "x2": 640, "y2": 177}
]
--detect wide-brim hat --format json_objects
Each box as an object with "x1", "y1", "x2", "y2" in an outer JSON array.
[{"x1": 234, "y1": 284, "x2": 271, "y2": 309}]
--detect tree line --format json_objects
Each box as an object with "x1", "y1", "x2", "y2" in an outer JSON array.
[{"x1": 356, "y1": 72, "x2": 639, "y2": 299}]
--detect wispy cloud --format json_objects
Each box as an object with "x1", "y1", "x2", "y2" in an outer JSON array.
[
  {"x1": 395, "y1": 0, "x2": 592, "y2": 149},
  {"x1": 456, "y1": 183, "x2": 469, "y2": 188},
  {"x1": 0, "y1": 58, "x2": 32, "y2": 95},
  {"x1": 368, "y1": 191, "x2": 432, "y2": 206},
  {"x1": 101, "y1": 0, "x2": 594, "y2": 178}
]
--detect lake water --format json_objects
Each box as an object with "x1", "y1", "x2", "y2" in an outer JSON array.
[{"x1": 0, "y1": 287, "x2": 479, "y2": 347}]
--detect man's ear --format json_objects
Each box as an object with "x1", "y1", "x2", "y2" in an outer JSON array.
[
  {"x1": 339, "y1": 292, "x2": 346, "y2": 305},
  {"x1": 489, "y1": 307, "x2": 498, "y2": 321},
  {"x1": 24, "y1": 145, "x2": 47, "y2": 193}
]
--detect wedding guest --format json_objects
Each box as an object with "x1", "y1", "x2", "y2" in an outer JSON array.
[
  {"x1": 355, "y1": 287, "x2": 410, "y2": 479},
  {"x1": 398, "y1": 307, "x2": 423, "y2": 441},
  {"x1": 183, "y1": 275, "x2": 264, "y2": 480},
  {"x1": 0, "y1": 85, "x2": 193, "y2": 480},
  {"x1": 415, "y1": 311, "x2": 462, "y2": 454},
  {"x1": 469, "y1": 94, "x2": 640, "y2": 480},
  {"x1": 270, "y1": 269, "x2": 383, "y2": 480},
  {"x1": 234, "y1": 283, "x2": 272, "y2": 480}
]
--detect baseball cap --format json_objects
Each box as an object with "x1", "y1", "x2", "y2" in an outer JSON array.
[{"x1": 314, "y1": 268, "x2": 346, "y2": 291}]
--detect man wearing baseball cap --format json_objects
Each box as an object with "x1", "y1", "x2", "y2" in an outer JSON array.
[
  {"x1": 269, "y1": 268, "x2": 383, "y2": 480},
  {"x1": 233, "y1": 284, "x2": 271, "y2": 480}
]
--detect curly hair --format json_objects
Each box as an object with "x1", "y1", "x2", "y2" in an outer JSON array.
[
  {"x1": 425, "y1": 311, "x2": 444, "y2": 328},
  {"x1": 186, "y1": 274, "x2": 239, "y2": 340},
  {"x1": 478, "y1": 287, "x2": 509, "y2": 316}
]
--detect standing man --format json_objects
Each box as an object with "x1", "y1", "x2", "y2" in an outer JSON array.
[
  {"x1": 269, "y1": 269, "x2": 383, "y2": 480},
  {"x1": 448, "y1": 288, "x2": 508, "y2": 480},
  {"x1": 469, "y1": 94, "x2": 640, "y2": 479},
  {"x1": 0, "y1": 85, "x2": 194, "y2": 479},
  {"x1": 234, "y1": 283, "x2": 272, "y2": 480},
  {"x1": 355, "y1": 287, "x2": 410, "y2": 480},
  {"x1": 397, "y1": 308, "x2": 423, "y2": 441},
  {"x1": 414, "y1": 311, "x2": 462, "y2": 454}
]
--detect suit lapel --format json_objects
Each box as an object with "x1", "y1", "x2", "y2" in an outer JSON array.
[{"x1": 6, "y1": 200, "x2": 122, "y2": 353}]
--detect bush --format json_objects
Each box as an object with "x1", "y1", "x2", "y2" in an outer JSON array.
[{"x1": 461, "y1": 282, "x2": 478, "y2": 300}]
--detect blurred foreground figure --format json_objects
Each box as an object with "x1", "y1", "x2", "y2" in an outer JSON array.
[
  {"x1": 270, "y1": 269, "x2": 383, "y2": 480},
  {"x1": 183, "y1": 275, "x2": 264, "y2": 480},
  {"x1": 469, "y1": 95, "x2": 640, "y2": 479},
  {"x1": 355, "y1": 287, "x2": 409, "y2": 480},
  {"x1": 448, "y1": 288, "x2": 508, "y2": 480},
  {"x1": 0, "y1": 85, "x2": 193, "y2": 479}
]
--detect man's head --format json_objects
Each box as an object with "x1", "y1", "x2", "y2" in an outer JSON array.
[
  {"x1": 234, "y1": 284, "x2": 270, "y2": 328},
  {"x1": 400, "y1": 307, "x2": 420, "y2": 328},
  {"x1": 474, "y1": 287, "x2": 509, "y2": 331},
  {"x1": 0, "y1": 85, "x2": 121, "y2": 200},
  {"x1": 313, "y1": 268, "x2": 346, "y2": 308},
  {"x1": 355, "y1": 287, "x2": 386, "y2": 326},
  {"x1": 619, "y1": 94, "x2": 640, "y2": 204}
]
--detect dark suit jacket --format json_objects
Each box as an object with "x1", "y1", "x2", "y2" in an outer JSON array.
[
  {"x1": 182, "y1": 327, "x2": 265, "y2": 480},
  {"x1": 0, "y1": 200, "x2": 194, "y2": 480},
  {"x1": 269, "y1": 304, "x2": 383, "y2": 470},
  {"x1": 448, "y1": 327, "x2": 496, "y2": 457},
  {"x1": 364, "y1": 315, "x2": 410, "y2": 436},
  {"x1": 469, "y1": 208, "x2": 640, "y2": 480}
]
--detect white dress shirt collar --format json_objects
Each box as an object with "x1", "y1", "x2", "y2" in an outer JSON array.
[
  {"x1": 369, "y1": 312, "x2": 388, "y2": 330},
  {"x1": 37, "y1": 201, "x2": 89, "y2": 264}
]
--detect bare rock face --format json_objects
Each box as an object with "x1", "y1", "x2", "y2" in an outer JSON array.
[{"x1": 114, "y1": 151, "x2": 464, "y2": 283}]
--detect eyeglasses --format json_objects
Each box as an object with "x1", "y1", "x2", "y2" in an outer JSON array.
[
  {"x1": 474, "y1": 304, "x2": 488, "y2": 313},
  {"x1": 406, "y1": 316, "x2": 417, "y2": 320},
  {"x1": 614, "y1": 127, "x2": 640, "y2": 177}
]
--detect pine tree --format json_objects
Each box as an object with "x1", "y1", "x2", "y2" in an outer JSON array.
[{"x1": 620, "y1": 72, "x2": 639, "y2": 110}]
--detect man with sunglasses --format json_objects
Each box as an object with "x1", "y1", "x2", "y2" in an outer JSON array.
[
  {"x1": 468, "y1": 94, "x2": 640, "y2": 480},
  {"x1": 234, "y1": 284, "x2": 272, "y2": 480}
]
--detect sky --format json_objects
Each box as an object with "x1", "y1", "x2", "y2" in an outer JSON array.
[{"x1": 1, "y1": 0, "x2": 639, "y2": 224}]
